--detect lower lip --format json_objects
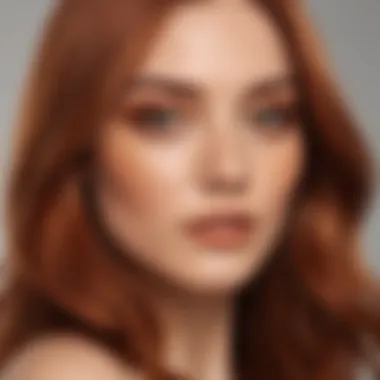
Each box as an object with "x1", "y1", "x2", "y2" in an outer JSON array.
[{"x1": 186, "y1": 224, "x2": 253, "y2": 250}]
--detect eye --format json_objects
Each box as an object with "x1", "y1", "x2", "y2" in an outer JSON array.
[
  {"x1": 247, "y1": 103, "x2": 299, "y2": 131},
  {"x1": 126, "y1": 105, "x2": 181, "y2": 132},
  {"x1": 256, "y1": 107, "x2": 288, "y2": 125}
]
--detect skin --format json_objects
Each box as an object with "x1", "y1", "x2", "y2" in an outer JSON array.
[
  {"x1": 97, "y1": 0, "x2": 305, "y2": 296},
  {"x1": 95, "y1": 1, "x2": 306, "y2": 379},
  {"x1": 6, "y1": 1, "x2": 306, "y2": 380}
]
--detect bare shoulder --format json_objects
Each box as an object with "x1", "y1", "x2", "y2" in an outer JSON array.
[{"x1": 2, "y1": 333, "x2": 140, "y2": 380}]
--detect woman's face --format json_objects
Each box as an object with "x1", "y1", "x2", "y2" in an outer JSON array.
[{"x1": 97, "y1": 0, "x2": 305, "y2": 295}]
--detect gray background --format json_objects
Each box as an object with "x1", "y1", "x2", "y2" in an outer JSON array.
[{"x1": 0, "y1": 0, "x2": 379, "y2": 272}]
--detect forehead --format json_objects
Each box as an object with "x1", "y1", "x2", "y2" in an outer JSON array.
[{"x1": 136, "y1": 0, "x2": 292, "y2": 89}]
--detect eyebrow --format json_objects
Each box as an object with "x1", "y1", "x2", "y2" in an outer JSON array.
[
  {"x1": 244, "y1": 73, "x2": 297, "y2": 98},
  {"x1": 124, "y1": 73, "x2": 296, "y2": 99}
]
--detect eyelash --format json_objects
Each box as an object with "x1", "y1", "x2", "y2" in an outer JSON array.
[
  {"x1": 120, "y1": 101, "x2": 301, "y2": 136},
  {"x1": 122, "y1": 104, "x2": 183, "y2": 134},
  {"x1": 246, "y1": 102, "x2": 301, "y2": 131}
]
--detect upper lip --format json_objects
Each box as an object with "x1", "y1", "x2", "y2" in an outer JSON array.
[{"x1": 184, "y1": 210, "x2": 254, "y2": 231}]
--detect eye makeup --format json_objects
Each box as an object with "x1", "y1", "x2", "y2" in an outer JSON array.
[
  {"x1": 118, "y1": 90, "x2": 193, "y2": 139},
  {"x1": 243, "y1": 87, "x2": 302, "y2": 136},
  {"x1": 115, "y1": 75, "x2": 302, "y2": 141}
]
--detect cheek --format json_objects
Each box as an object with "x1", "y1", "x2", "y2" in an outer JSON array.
[
  {"x1": 253, "y1": 134, "x2": 305, "y2": 216},
  {"x1": 97, "y1": 126, "x2": 191, "y2": 219}
]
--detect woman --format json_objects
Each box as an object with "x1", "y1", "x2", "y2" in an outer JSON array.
[{"x1": 0, "y1": 0, "x2": 379, "y2": 379}]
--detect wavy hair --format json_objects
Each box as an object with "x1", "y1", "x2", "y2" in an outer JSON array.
[{"x1": 1, "y1": 0, "x2": 379, "y2": 379}]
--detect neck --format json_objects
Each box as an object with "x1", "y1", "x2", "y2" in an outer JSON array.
[{"x1": 151, "y1": 286, "x2": 236, "y2": 380}]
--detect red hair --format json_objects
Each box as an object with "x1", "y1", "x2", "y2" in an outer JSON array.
[{"x1": 1, "y1": 0, "x2": 379, "y2": 379}]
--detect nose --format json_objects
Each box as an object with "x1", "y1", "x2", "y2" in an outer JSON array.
[{"x1": 198, "y1": 125, "x2": 249, "y2": 194}]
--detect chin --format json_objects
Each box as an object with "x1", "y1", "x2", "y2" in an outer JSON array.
[{"x1": 172, "y1": 258, "x2": 263, "y2": 296}]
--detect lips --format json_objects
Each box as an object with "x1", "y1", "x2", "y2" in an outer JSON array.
[{"x1": 184, "y1": 213, "x2": 254, "y2": 250}]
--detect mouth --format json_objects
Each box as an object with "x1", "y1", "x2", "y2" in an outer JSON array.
[{"x1": 184, "y1": 211, "x2": 255, "y2": 250}]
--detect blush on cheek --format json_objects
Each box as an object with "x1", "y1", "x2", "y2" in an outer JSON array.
[
  {"x1": 103, "y1": 158, "x2": 160, "y2": 217},
  {"x1": 255, "y1": 138, "x2": 305, "y2": 218},
  {"x1": 272, "y1": 137, "x2": 305, "y2": 194},
  {"x1": 98, "y1": 127, "x2": 163, "y2": 215}
]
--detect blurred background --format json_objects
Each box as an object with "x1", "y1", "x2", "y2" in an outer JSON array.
[{"x1": 0, "y1": 0, "x2": 379, "y2": 271}]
